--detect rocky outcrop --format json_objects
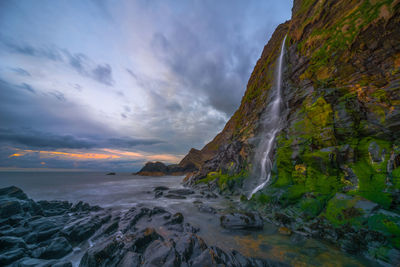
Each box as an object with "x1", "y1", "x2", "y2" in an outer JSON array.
[
  {"x1": 184, "y1": 0, "x2": 400, "y2": 265},
  {"x1": 135, "y1": 161, "x2": 197, "y2": 176},
  {"x1": 136, "y1": 149, "x2": 205, "y2": 176},
  {"x1": 0, "y1": 186, "x2": 288, "y2": 267}
]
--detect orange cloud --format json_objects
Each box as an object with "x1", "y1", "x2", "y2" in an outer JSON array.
[
  {"x1": 8, "y1": 148, "x2": 183, "y2": 163},
  {"x1": 9, "y1": 153, "x2": 23, "y2": 158},
  {"x1": 102, "y1": 148, "x2": 143, "y2": 157},
  {"x1": 39, "y1": 151, "x2": 120, "y2": 160},
  {"x1": 8, "y1": 149, "x2": 120, "y2": 160},
  {"x1": 147, "y1": 154, "x2": 182, "y2": 162}
]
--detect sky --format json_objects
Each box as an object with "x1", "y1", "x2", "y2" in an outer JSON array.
[{"x1": 0, "y1": 0, "x2": 292, "y2": 172}]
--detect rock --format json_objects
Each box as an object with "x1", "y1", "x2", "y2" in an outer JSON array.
[
  {"x1": 53, "y1": 261, "x2": 73, "y2": 267},
  {"x1": 190, "y1": 249, "x2": 216, "y2": 267},
  {"x1": 62, "y1": 214, "x2": 109, "y2": 243},
  {"x1": 154, "y1": 190, "x2": 163, "y2": 198},
  {"x1": 0, "y1": 186, "x2": 288, "y2": 267},
  {"x1": 164, "y1": 194, "x2": 186, "y2": 199},
  {"x1": 0, "y1": 186, "x2": 28, "y2": 200},
  {"x1": 274, "y1": 213, "x2": 292, "y2": 225},
  {"x1": 167, "y1": 189, "x2": 194, "y2": 195},
  {"x1": 132, "y1": 228, "x2": 162, "y2": 252},
  {"x1": 106, "y1": 172, "x2": 116, "y2": 175},
  {"x1": 278, "y1": 227, "x2": 292, "y2": 236},
  {"x1": 0, "y1": 200, "x2": 22, "y2": 218},
  {"x1": 116, "y1": 252, "x2": 141, "y2": 267},
  {"x1": 0, "y1": 248, "x2": 25, "y2": 265},
  {"x1": 153, "y1": 186, "x2": 169, "y2": 191},
  {"x1": 142, "y1": 240, "x2": 179, "y2": 266},
  {"x1": 71, "y1": 201, "x2": 101, "y2": 212},
  {"x1": 0, "y1": 236, "x2": 27, "y2": 250},
  {"x1": 354, "y1": 199, "x2": 379, "y2": 215},
  {"x1": 13, "y1": 257, "x2": 60, "y2": 267},
  {"x1": 37, "y1": 200, "x2": 71, "y2": 216},
  {"x1": 40, "y1": 237, "x2": 72, "y2": 259},
  {"x1": 196, "y1": 204, "x2": 217, "y2": 214},
  {"x1": 79, "y1": 239, "x2": 125, "y2": 267},
  {"x1": 220, "y1": 212, "x2": 263, "y2": 230},
  {"x1": 368, "y1": 141, "x2": 384, "y2": 163},
  {"x1": 166, "y1": 213, "x2": 184, "y2": 225}
]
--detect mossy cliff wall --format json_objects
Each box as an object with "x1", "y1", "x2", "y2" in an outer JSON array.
[{"x1": 186, "y1": 0, "x2": 400, "y2": 264}]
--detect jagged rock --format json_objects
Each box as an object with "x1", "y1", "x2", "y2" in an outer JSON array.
[
  {"x1": 39, "y1": 237, "x2": 72, "y2": 259},
  {"x1": 164, "y1": 194, "x2": 186, "y2": 199},
  {"x1": 196, "y1": 204, "x2": 217, "y2": 214},
  {"x1": 167, "y1": 189, "x2": 194, "y2": 195},
  {"x1": 220, "y1": 212, "x2": 263, "y2": 230},
  {"x1": 0, "y1": 186, "x2": 28, "y2": 200},
  {"x1": 153, "y1": 186, "x2": 169, "y2": 191}
]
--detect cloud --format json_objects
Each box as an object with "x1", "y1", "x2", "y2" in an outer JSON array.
[
  {"x1": 1, "y1": 39, "x2": 115, "y2": 86},
  {"x1": 20, "y1": 83, "x2": 36, "y2": 94},
  {"x1": 0, "y1": 128, "x2": 96, "y2": 149},
  {"x1": 10, "y1": 67, "x2": 31, "y2": 76},
  {"x1": 125, "y1": 68, "x2": 137, "y2": 79},
  {"x1": 107, "y1": 137, "x2": 162, "y2": 147},
  {"x1": 67, "y1": 52, "x2": 88, "y2": 74},
  {"x1": 48, "y1": 91, "x2": 66, "y2": 102},
  {"x1": 2, "y1": 41, "x2": 63, "y2": 61},
  {"x1": 0, "y1": 0, "x2": 293, "y2": 171},
  {"x1": 0, "y1": 128, "x2": 165, "y2": 150},
  {"x1": 92, "y1": 64, "x2": 114, "y2": 86}
]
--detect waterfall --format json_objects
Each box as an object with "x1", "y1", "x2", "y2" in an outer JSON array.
[{"x1": 247, "y1": 35, "x2": 287, "y2": 199}]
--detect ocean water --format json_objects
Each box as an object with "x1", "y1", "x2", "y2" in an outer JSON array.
[{"x1": 0, "y1": 172, "x2": 374, "y2": 266}]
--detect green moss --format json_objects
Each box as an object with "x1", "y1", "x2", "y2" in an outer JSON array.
[
  {"x1": 323, "y1": 194, "x2": 364, "y2": 227},
  {"x1": 299, "y1": 96, "x2": 336, "y2": 148},
  {"x1": 300, "y1": 0, "x2": 394, "y2": 81},
  {"x1": 255, "y1": 193, "x2": 271, "y2": 205},
  {"x1": 299, "y1": 196, "x2": 326, "y2": 219},
  {"x1": 351, "y1": 137, "x2": 392, "y2": 208},
  {"x1": 196, "y1": 170, "x2": 248, "y2": 192},
  {"x1": 278, "y1": 184, "x2": 308, "y2": 206},
  {"x1": 392, "y1": 167, "x2": 400, "y2": 189},
  {"x1": 367, "y1": 213, "x2": 400, "y2": 248},
  {"x1": 273, "y1": 136, "x2": 294, "y2": 187},
  {"x1": 195, "y1": 171, "x2": 219, "y2": 185},
  {"x1": 352, "y1": 161, "x2": 392, "y2": 208}
]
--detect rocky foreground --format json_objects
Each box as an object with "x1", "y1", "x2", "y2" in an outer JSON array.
[{"x1": 0, "y1": 186, "x2": 287, "y2": 267}]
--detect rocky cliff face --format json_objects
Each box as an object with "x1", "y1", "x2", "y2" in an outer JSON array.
[{"x1": 186, "y1": 0, "x2": 400, "y2": 264}]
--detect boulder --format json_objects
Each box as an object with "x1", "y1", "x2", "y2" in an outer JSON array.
[
  {"x1": 220, "y1": 212, "x2": 263, "y2": 230},
  {"x1": 40, "y1": 237, "x2": 72, "y2": 259}
]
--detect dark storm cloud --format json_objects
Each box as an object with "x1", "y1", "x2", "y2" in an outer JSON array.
[
  {"x1": 150, "y1": 24, "x2": 253, "y2": 116},
  {"x1": 0, "y1": 128, "x2": 95, "y2": 149},
  {"x1": 10, "y1": 67, "x2": 31, "y2": 76},
  {"x1": 107, "y1": 137, "x2": 163, "y2": 147},
  {"x1": 0, "y1": 79, "x2": 163, "y2": 151},
  {"x1": 0, "y1": 128, "x2": 164, "y2": 150},
  {"x1": 0, "y1": 0, "x2": 293, "y2": 171},
  {"x1": 143, "y1": 0, "x2": 293, "y2": 117},
  {"x1": 92, "y1": 64, "x2": 114, "y2": 86}
]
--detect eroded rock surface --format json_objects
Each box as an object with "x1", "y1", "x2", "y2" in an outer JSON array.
[{"x1": 0, "y1": 186, "x2": 287, "y2": 267}]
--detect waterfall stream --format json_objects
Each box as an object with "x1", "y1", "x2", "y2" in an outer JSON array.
[{"x1": 248, "y1": 35, "x2": 287, "y2": 199}]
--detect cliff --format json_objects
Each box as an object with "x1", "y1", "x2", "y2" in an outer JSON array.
[
  {"x1": 185, "y1": 0, "x2": 400, "y2": 264},
  {"x1": 135, "y1": 150, "x2": 202, "y2": 176}
]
